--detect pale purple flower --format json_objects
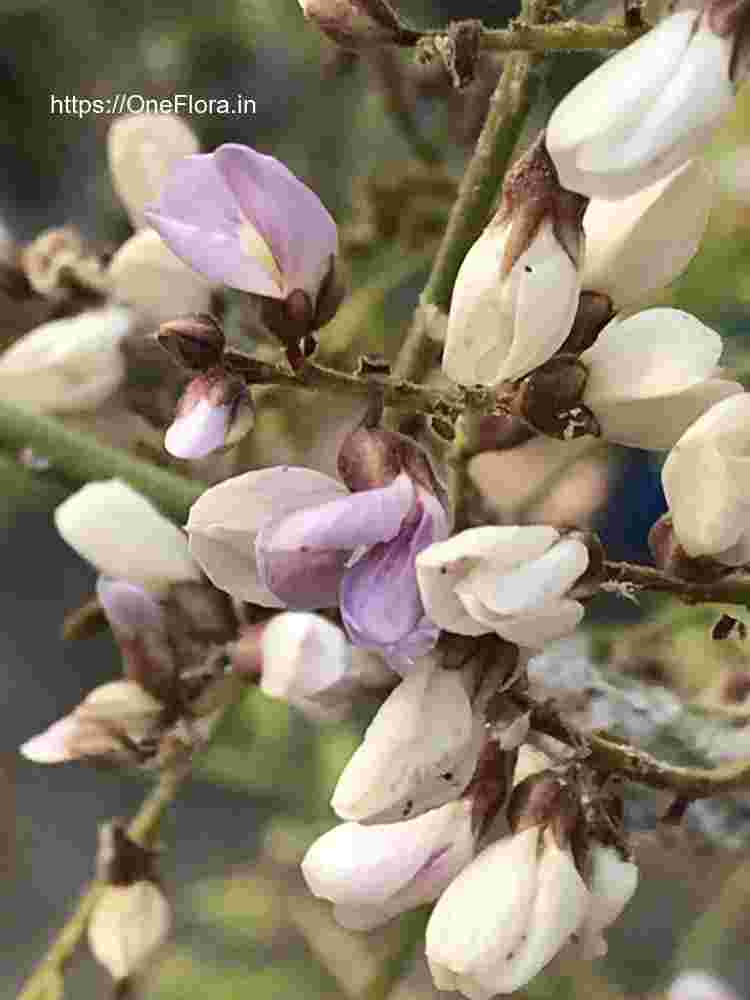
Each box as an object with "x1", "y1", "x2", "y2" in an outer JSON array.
[
  {"x1": 144, "y1": 144, "x2": 337, "y2": 304},
  {"x1": 187, "y1": 465, "x2": 450, "y2": 663}
]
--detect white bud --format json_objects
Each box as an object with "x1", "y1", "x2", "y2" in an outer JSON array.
[
  {"x1": 331, "y1": 659, "x2": 484, "y2": 823},
  {"x1": 0, "y1": 306, "x2": 132, "y2": 414},
  {"x1": 54, "y1": 479, "x2": 201, "y2": 592},
  {"x1": 583, "y1": 160, "x2": 713, "y2": 308},
  {"x1": 547, "y1": 10, "x2": 734, "y2": 200},
  {"x1": 443, "y1": 219, "x2": 580, "y2": 387},
  {"x1": 109, "y1": 228, "x2": 212, "y2": 326},
  {"x1": 416, "y1": 526, "x2": 588, "y2": 649},
  {"x1": 426, "y1": 826, "x2": 591, "y2": 999},
  {"x1": 107, "y1": 113, "x2": 199, "y2": 230},
  {"x1": 580, "y1": 308, "x2": 743, "y2": 449},
  {"x1": 662, "y1": 393, "x2": 750, "y2": 564},
  {"x1": 260, "y1": 611, "x2": 352, "y2": 719},
  {"x1": 88, "y1": 881, "x2": 171, "y2": 980},
  {"x1": 302, "y1": 799, "x2": 474, "y2": 931}
]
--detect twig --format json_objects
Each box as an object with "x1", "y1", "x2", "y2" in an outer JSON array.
[
  {"x1": 515, "y1": 693, "x2": 750, "y2": 799},
  {"x1": 0, "y1": 401, "x2": 204, "y2": 522},
  {"x1": 17, "y1": 769, "x2": 186, "y2": 1000},
  {"x1": 365, "y1": 47, "x2": 442, "y2": 164},
  {"x1": 603, "y1": 561, "x2": 750, "y2": 609},
  {"x1": 408, "y1": 19, "x2": 648, "y2": 54}
]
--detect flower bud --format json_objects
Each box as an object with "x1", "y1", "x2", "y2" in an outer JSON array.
[
  {"x1": 54, "y1": 479, "x2": 201, "y2": 592},
  {"x1": 547, "y1": 9, "x2": 737, "y2": 199},
  {"x1": 88, "y1": 880, "x2": 171, "y2": 981},
  {"x1": 331, "y1": 658, "x2": 485, "y2": 823},
  {"x1": 513, "y1": 355, "x2": 600, "y2": 441},
  {"x1": 662, "y1": 393, "x2": 750, "y2": 565},
  {"x1": 109, "y1": 228, "x2": 212, "y2": 326},
  {"x1": 108, "y1": 112, "x2": 199, "y2": 230},
  {"x1": 0, "y1": 305, "x2": 132, "y2": 414},
  {"x1": 164, "y1": 366, "x2": 254, "y2": 460},
  {"x1": 302, "y1": 798, "x2": 475, "y2": 931},
  {"x1": 157, "y1": 313, "x2": 225, "y2": 370},
  {"x1": 416, "y1": 525, "x2": 590, "y2": 648},
  {"x1": 442, "y1": 136, "x2": 585, "y2": 388},
  {"x1": 297, "y1": 0, "x2": 418, "y2": 48},
  {"x1": 582, "y1": 160, "x2": 713, "y2": 308}
]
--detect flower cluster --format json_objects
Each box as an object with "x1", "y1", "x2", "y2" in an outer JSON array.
[{"x1": 13, "y1": 4, "x2": 750, "y2": 989}]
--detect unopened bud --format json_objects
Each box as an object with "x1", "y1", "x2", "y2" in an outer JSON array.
[
  {"x1": 157, "y1": 313, "x2": 225, "y2": 371},
  {"x1": 443, "y1": 135, "x2": 586, "y2": 388},
  {"x1": 164, "y1": 366, "x2": 254, "y2": 460},
  {"x1": 298, "y1": 0, "x2": 419, "y2": 48},
  {"x1": 88, "y1": 879, "x2": 171, "y2": 982},
  {"x1": 337, "y1": 423, "x2": 444, "y2": 503},
  {"x1": 514, "y1": 355, "x2": 600, "y2": 440}
]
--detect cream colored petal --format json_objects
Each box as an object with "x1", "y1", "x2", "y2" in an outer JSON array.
[
  {"x1": 88, "y1": 882, "x2": 171, "y2": 980},
  {"x1": 589, "y1": 378, "x2": 742, "y2": 450},
  {"x1": 108, "y1": 113, "x2": 199, "y2": 229},
  {"x1": 109, "y1": 228, "x2": 212, "y2": 326},
  {"x1": 55, "y1": 479, "x2": 200, "y2": 591},
  {"x1": 583, "y1": 160, "x2": 713, "y2": 307},
  {"x1": 583, "y1": 309, "x2": 725, "y2": 405}
]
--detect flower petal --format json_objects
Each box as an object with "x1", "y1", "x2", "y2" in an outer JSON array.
[
  {"x1": 261, "y1": 612, "x2": 351, "y2": 700},
  {"x1": 144, "y1": 151, "x2": 285, "y2": 297},
  {"x1": 583, "y1": 309, "x2": 725, "y2": 406},
  {"x1": 187, "y1": 467, "x2": 345, "y2": 604},
  {"x1": 583, "y1": 160, "x2": 713, "y2": 308},
  {"x1": 586, "y1": 378, "x2": 742, "y2": 450},
  {"x1": 214, "y1": 144, "x2": 338, "y2": 300},
  {"x1": 109, "y1": 229, "x2": 212, "y2": 326},
  {"x1": 55, "y1": 480, "x2": 200, "y2": 591},
  {"x1": 108, "y1": 113, "x2": 199, "y2": 230},
  {"x1": 458, "y1": 538, "x2": 588, "y2": 617},
  {"x1": 164, "y1": 399, "x2": 233, "y2": 460},
  {"x1": 341, "y1": 491, "x2": 445, "y2": 653}
]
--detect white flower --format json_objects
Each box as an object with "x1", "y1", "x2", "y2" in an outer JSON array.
[
  {"x1": 547, "y1": 9, "x2": 735, "y2": 200},
  {"x1": 662, "y1": 394, "x2": 750, "y2": 564},
  {"x1": 579, "y1": 844, "x2": 638, "y2": 958},
  {"x1": 301, "y1": 798, "x2": 474, "y2": 931},
  {"x1": 580, "y1": 308, "x2": 743, "y2": 449},
  {"x1": 583, "y1": 160, "x2": 713, "y2": 308},
  {"x1": 416, "y1": 526, "x2": 588, "y2": 649},
  {"x1": 0, "y1": 305, "x2": 133, "y2": 413},
  {"x1": 88, "y1": 881, "x2": 171, "y2": 981},
  {"x1": 426, "y1": 826, "x2": 591, "y2": 999},
  {"x1": 109, "y1": 228, "x2": 212, "y2": 326},
  {"x1": 54, "y1": 479, "x2": 201, "y2": 592},
  {"x1": 331, "y1": 658, "x2": 484, "y2": 823},
  {"x1": 107, "y1": 112, "x2": 199, "y2": 230},
  {"x1": 442, "y1": 219, "x2": 580, "y2": 387}
]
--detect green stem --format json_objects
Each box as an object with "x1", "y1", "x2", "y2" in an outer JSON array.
[
  {"x1": 17, "y1": 770, "x2": 186, "y2": 1000},
  {"x1": 0, "y1": 401, "x2": 204, "y2": 521}
]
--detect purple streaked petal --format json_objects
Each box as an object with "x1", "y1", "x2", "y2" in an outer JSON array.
[
  {"x1": 144, "y1": 152, "x2": 285, "y2": 297},
  {"x1": 259, "y1": 472, "x2": 415, "y2": 554},
  {"x1": 164, "y1": 399, "x2": 232, "y2": 459},
  {"x1": 257, "y1": 546, "x2": 350, "y2": 610},
  {"x1": 96, "y1": 578, "x2": 165, "y2": 635},
  {"x1": 340, "y1": 499, "x2": 438, "y2": 651},
  {"x1": 381, "y1": 617, "x2": 440, "y2": 673},
  {"x1": 214, "y1": 145, "x2": 338, "y2": 300}
]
